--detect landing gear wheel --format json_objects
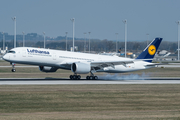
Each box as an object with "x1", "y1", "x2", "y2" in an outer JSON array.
[
  {"x1": 86, "y1": 76, "x2": 98, "y2": 80},
  {"x1": 86, "y1": 76, "x2": 90, "y2": 80},
  {"x1": 70, "y1": 75, "x2": 73, "y2": 80},
  {"x1": 90, "y1": 76, "x2": 93, "y2": 80},
  {"x1": 94, "y1": 76, "x2": 98, "y2": 80},
  {"x1": 73, "y1": 75, "x2": 77, "y2": 80},
  {"x1": 70, "y1": 75, "x2": 81, "y2": 80},
  {"x1": 12, "y1": 69, "x2": 16, "y2": 72},
  {"x1": 77, "y1": 75, "x2": 81, "y2": 80}
]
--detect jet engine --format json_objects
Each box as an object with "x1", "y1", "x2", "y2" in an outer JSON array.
[
  {"x1": 71, "y1": 62, "x2": 91, "y2": 74},
  {"x1": 39, "y1": 66, "x2": 58, "y2": 72}
]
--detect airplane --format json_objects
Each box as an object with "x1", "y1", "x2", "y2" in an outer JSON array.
[
  {"x1": 3, "y1": 37, "x2": 162, "y2": 80},
  {"x1": 156, "y1": 50, "x2": 171, "y2": 58}
]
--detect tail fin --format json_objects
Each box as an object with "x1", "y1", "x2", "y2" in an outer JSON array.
[
  {"x1": 118, "y1": 48, "x2": 121, "y2": 53},
  {"x1": 136, "y1": 37, "x2": 163, "y2": 62}
]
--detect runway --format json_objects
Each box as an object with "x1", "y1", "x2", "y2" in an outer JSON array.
[{"x1": 0, "y1": 77, "x2": 180, "y2": 85}]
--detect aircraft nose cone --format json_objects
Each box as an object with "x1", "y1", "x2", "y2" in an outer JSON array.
[{"x1": 2, "y1": 54, "x2": 8, "y2": 60}]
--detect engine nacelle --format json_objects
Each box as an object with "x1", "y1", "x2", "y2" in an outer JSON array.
[
  {"x1": 71, "y1": 62, "x2": 91, "y2": 74},
  {"x1": 39, "y1": 66, "x2": 58, "y2": 72}
]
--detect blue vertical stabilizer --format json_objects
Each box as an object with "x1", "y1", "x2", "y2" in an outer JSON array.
[{"x1": 136, "y1": 37, "x2": 163, "y2": 62}]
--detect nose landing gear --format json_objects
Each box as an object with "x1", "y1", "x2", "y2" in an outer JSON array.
[{"x1": 11, "y1": 63, "x2": 16, "y2": 72}]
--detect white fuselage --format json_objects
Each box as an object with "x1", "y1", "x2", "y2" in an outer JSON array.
[{"x1": 3, "y1": 47, "x2": 155, "y2": 73}]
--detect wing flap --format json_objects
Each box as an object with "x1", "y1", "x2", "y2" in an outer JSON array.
[{"x1": 91, "y1": 61, "x2": 134, "y2": 69}]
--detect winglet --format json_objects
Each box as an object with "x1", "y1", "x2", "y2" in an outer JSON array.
[{"x1": 136, "y1": 37, "x2": 163, "y2": 62}]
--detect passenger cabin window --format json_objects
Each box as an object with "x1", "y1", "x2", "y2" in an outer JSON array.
[{"x1": 8, "y1": 51, "x2": 16, "y2": 54}]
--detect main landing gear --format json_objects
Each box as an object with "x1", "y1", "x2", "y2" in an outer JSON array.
[
  {"x1": 69, "y1": 74, "x2": 81, "y2": 80},
  {"x1": 69, "y1": 72, "x2": 98, "y2": 80},
  {"x1": 69, "y1": 75, "x2": 98, "y2": 80},
  {"x1": 86, "y1": 72, "x2": 98, "y2": 80},
  {"x1": 11, "y1": 63, "x2": 16, "y2": 72},
  {"x1": 86, "y1": 76, "x2": 98, "y2": 80}
]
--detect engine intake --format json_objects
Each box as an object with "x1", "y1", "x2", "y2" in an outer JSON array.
[
  {"x1": 71, "y1": 62, "x2": 91, "y2": 74},
  {"x1": 39, "y1": 66, "x2": 58, "y2": 72}
]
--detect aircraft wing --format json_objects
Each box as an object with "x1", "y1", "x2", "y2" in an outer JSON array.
[
  {"x1": 59, "y1": 60, "x2": 134, "y2": 70},
  {"x1": 91, "y1": 60, "x2": 134, "y2": 70}
]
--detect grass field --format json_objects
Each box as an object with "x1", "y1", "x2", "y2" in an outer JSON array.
[{"x1": 0, "y1": 85, "x2": 180, "y2": 120}]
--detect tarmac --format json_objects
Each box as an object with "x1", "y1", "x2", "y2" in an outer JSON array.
[
  {"x1": 0, "y1": 77, "x2": 180, "y2": 85},
  {"x1": 0, "y1": 63, "x2": 180, "y2": 85}
]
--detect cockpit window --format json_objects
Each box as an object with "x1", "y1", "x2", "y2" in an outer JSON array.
[{"x1": 8, "y1": 51, "x2": 16, "y2": 54}]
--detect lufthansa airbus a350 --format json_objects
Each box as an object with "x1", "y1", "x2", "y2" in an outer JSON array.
[{"x1": 3, "y1": 38, "x2": 162, "y2": 80}]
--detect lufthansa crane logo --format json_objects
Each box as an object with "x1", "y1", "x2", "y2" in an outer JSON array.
[{"x1": 148, "y1": 45, "x2": 156, "y2": 55}]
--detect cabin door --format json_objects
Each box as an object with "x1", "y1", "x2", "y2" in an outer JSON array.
[
  {"x1": 22, "y1": 50, "x2": 26, "y2": 57},
  {"x1": 53, "y1": 53, "x2": 56, "y2": 60}
]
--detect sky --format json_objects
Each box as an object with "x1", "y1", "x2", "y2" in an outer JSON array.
[{"x1": 0, "y1": 0, "x2": 180, "y2": 42}]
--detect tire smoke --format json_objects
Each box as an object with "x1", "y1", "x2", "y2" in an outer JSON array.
[{"x1": 98, "y1": 73, "x2": 150, "y2": 80}]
